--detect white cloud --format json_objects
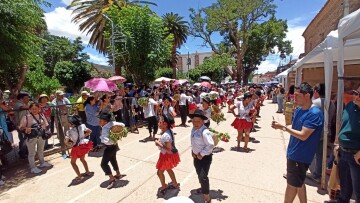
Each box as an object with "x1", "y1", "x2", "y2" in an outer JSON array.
[
  {"x1": 44, "y1": 7, "x2": 91, "y2": 44},
  {"x1": 257, "y1": 60, "x2": 278, "y2": 74},
  {"x1": 88, "y1": 53, "x2": 108, "y2": 66},
  {"x1": 286, "y1": 25, "x2": 306, "y2": 58}
]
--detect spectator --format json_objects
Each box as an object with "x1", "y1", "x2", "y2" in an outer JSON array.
[
  {"x1": 48, "y1": 94, "x2": 56, "y2": 134},
  {"x1": 19, "y1": 103, "x2": 52, "y2": 174},
  {"x1": 38, "y1": 94, "x2": 52, "y2": 150},
  {"x1": 276, "y1": 84, "x2": 285, "y2": 113},
  {"x1": 336, "y1": 84, "x2": 360, "y2": 203},
  {"x1": 84, "y1": 96, "x2": 101, "y2": 151},
  {"x1": 14, "y1": 93, "x2": 30, "y2": 159},
  {"x1": 271, "y1": 82, "x2": 324, "y2": 203},
  {"x1": 76, "y1": 91, "x2": 89, "y2": 123}
]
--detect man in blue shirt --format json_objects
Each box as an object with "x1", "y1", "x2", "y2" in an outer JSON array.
[{"x1": 272, "y1": 82, "x2": 324, "y2": 203}]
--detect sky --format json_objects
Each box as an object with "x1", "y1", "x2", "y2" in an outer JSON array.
[{"x1": 43, "y1": 0, "x2": 327, "y2": 74}]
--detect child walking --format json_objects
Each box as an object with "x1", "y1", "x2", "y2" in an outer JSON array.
[{"x1": 65, "y1": 115, "x2": 93, "y2": 182}]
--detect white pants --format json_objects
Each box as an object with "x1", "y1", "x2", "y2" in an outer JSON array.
[{"x1": 26, "y1": 137, "x2": 45, "y2": 169}]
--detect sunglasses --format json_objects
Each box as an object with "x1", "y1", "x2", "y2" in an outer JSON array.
[{"x1": 353, "y1": 90, "x2": 360, "y2": 97}]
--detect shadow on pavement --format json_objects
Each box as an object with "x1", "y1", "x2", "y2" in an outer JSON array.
[
  {"x1": 67, "y1": 172, "x2": 95, "y2": 187},
  {"x1": 156, "y1": 186, "x2": 180, "y2": 200},
  {"x1": 304, "y1": 177, "x2": 328, "y2": 195},
  {"x1": 139, "y1": 137, "x2": 155, "y2": 143},
  {"x1": 230, "y1": 147, "x2": 255, "y2": 153},
  {"x1": 99, "y1": 179, "x2": 129, "y2": 189},
  {"x1": 0, "y1": 164, "x2": 53, "y2": 194},
  {"x1": 189, "y1": 189, "x2": 228, "y2": 203},
  {"x1": 88, "y1": 148, "x2": 104, "y2": 158},
  {"x1": 212, "y1": 147, "x2": 225, "y2": 154}
]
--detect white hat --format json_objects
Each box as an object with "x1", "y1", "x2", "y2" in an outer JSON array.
[
  {"x1": 55, "y1": 90, "x2": 64, "y2": 95},
  {"x1": 4, "y1": 90, "x2": 10, "y2": 93}
]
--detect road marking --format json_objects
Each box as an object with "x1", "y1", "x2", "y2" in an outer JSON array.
[{"x1": 66, "y1": 134, "x2": 190, "y2": 203}]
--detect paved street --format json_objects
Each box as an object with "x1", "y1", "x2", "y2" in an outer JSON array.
[{"x1": 0, "y1": 102, "x2": 329, "y2": 203}]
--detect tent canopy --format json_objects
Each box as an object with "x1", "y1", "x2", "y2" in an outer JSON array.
[{"x1": 339, "y1": 8, "x2": 360, "y2": 41}]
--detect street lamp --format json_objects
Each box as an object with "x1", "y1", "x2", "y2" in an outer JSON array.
[{"x1": 102, "y1": 14, "x2": 116, "y2": 75}]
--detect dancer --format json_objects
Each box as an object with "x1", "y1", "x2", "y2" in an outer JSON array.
[
  {"x1": 64, "y1": 115, "x2": 93, "y2": 182},
  {"x1": 189, "y1": 109, "x2": 214, "y2": 203},
  {"x1": 197, "y1": 98, "x2": 212, "y2": 128},
  {"x1": 98, "y1": 112, "x2": 126, "y2": 189},
  {"x1": 230, "y1": 93, "x2": 256, "y2": 152},
  {"x1": 155, "y1": 113, "x2": 180, "y2": 196}
]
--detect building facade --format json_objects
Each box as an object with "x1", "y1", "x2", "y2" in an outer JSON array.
[
  {"x1": 302, "y1": 0, "x2": 360, "y2": 54},
  {"x1": 176, "y1": 51, "x2": 214, "y2": 73}
]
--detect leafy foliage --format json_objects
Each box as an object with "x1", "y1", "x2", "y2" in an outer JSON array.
[
  {"x1": 162, "y1": 12, "x2": 189, "y2": 78},
  {"x1": 0, "y1": 0, "x2": 47, "y2": 92},
  {"x1": 67, "y1": 0, "x2": 157, "y2": 53},
  {"x1": 24, "y1": 66, "x2": 61, "y2": 96},
  {"x1": 189, "y1": 0, "x2": 291, "y2": 83},
  {"x1": 106, "y1": 6, "x2": 172, "y2": 84},
  {"x1": 155, "y1": 67, "x2": 173, "y2": 79}
]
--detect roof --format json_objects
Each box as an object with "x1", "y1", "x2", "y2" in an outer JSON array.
[{"x1": 302, "y1": 0, "x2": 331, "y2": 37}]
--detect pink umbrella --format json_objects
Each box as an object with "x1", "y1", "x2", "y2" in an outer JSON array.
[
  {"x1": 200, "y1": 81, "x2": 211, "y2": 88},
  {"x1": 108, "y1": 75, "x2": 127, "y2": 83},
  {"x1": 84, "y1": 78, "x2": 118, "y2": 92},
  {"x1": 173, "y1": 79, "x2": 188, "y2": 85}
]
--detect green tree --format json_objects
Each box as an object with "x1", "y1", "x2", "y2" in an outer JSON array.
[
  {"x1": 0, "y1": 0, "x2": 47, "y2": 93},
  {"x1": 189, "y1": 0, "x2": 291, "y2": 83},
  {"x1": 106, "y1": 6, "x2": 172, "y2": 84},
  {"x1": 54, "y1": 61, "x2": 93, "y2": 93},
  {"x1": 242, "y1": 17, "x2": 292, "y2": 83},
  {"x1": 155, "y1": 67, "x2": 173, "y2": 79},
  {"x1": 67, "y1": 0, "x2": 157, "y2": 73},
  {"x1": 162, "y1": 12, "x2": 189, "y2": 79},
  {"x1": 24, "y1": 66, "x2": 61, "y2": 96}
]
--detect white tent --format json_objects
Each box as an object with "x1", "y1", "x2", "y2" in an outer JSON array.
[
  {"x1": 337, "y1": 8, "x2": 360, "y2": 141},
  {"x1": 275, "y1": 69, "x2": 290, "y2": 90}
]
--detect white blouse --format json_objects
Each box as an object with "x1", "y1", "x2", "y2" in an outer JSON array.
[
  {"x1": 159, "y1": 130, "x2": 173, "y2": 154},
  {"x1": 236, "y1": 101, "x2": 252, "y2": 122},
  {"x1": 65, "y1": 124, "x2": 89, "y2": 146}
]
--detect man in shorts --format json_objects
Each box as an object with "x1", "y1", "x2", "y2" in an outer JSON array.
[{"x1": 271, "y1": 82, "x2": 324, "y2": 203}]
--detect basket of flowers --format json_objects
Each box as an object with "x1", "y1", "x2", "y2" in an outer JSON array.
[
  {"x1": 210, "y1": 105, "x2": 226, "y2": 124},
  {"x1": 137, "y1": 97, "x2": 149, "y2": 107},
  {"x1": 208, "y1": 128, "x2": 231, "y2": 145},
  {"x1": 109, "y1": 124, "x2": 128, "y2": 143}
]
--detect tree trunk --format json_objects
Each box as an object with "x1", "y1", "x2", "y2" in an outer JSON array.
[
  {"x1": 115, "y1": 63, "x2": 122, "y2": 76},
  {"x1": 236, "y1": 51, "x2": 243, "y2": 84},
  {"x1": 171, "y1": 44, "x2": 177, "y2": 79},
  {"x1": 12, "y1": 65, "x2": 28, "y2": 95}
]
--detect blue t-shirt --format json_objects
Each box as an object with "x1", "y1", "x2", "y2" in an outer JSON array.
[{"x1": 287, "y1": 106, "x2": 324, "y2": 164}]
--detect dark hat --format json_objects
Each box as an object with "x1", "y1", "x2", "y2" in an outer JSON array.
[
  {"x1": 189, "y1": 109, "x2": 208, "y2": 120},
  {"x1": 162, "y1": 113, "x2": 175, "y2": 127},
  {"x1": 98, "y1": 112, "x2": 112, "y2": 122},
  {"x1": 68, "y1": 115, "x2": 82, "y2": 126},
  {"x1": 186, "y1": 89, "x2": 192, "y2": 94},
  {"x1": 295, "y1": 82, "x2": 313, "y2": 95},
  {"x1": 254, "y1": 91, "x2": 261, "y2": 98},
  {"x1": 202, "y1": 98, "x2": 210, "y2": 104}
]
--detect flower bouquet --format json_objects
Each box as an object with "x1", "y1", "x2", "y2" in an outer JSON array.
[
  {"x1": 208, "y1": 128, "x2": 231, "y2": 143},
  {"x1": 137, "y1": 97, "x2": 149, "y2": 107},
  {"x1": 210, "y1": 105, "x2": 226, "y2": 124},
  {"x1": 109, "y1": 125, "x2": 128, "y2": 143}
]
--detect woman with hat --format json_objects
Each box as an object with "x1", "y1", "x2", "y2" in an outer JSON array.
[
  {"x1": 154, "y1": 113, "x2": 180, "y2": 196},
  {"x1": 64, "y1": 115, "x2": 93, "y2": 182},
  {"x1": 39, "y1": 94, "x2": 52, "y2": 150},
  {"x1": 230, "y1": 92, "x2": 255, "y2": 152},
  {"x1": 189, "y1": 109, "x2": 214, "y2": 203}
]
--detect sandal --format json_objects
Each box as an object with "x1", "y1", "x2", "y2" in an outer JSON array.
[
  {"x1": 195, "y1": 188, "x2": 202, "y2": 194},
  {"x1": 114, "y1": 174, "x2": 126, "y2": 179},
  {"x1": 83, "y1": 172, "x2": 92, "y2": 177},
  {"x1": 167, "y1": 183, "x2": 180, "y2": 189},
  {"x1": 74, "y1": 176, "x2": 84, "y2": 183},
  {"x1": 158, "y1": 187, "x2": 167, "y2": 196},
  {"x1": 107, "y1": 179, "x2": 116, "y2": 189}
]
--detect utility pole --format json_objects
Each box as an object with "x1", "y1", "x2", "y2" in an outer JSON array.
[
  {"x1": 187, "y1": 51, "x2": 191, "y2": 78},
  {"x1": 102, "y1": 14, "x2": 116, "y2": 75}
]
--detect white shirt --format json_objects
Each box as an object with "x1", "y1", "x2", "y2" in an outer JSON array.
[
  {"x1": 191, "y1": 125, "x2": 214, "y2": 157},
  {"x1": 143, "y1": 98, "x2": 158, "y2": 118},
  {"x1": 162, "y1": 106, "x2": 174, "y2": 115},
  {"x1": 236, "y1": 101, "x2": 252, "y2": 122},
  {"x1": 65, "y1": 124, "x2": 89, "y2": 146},
  {"x1": 179, "y1": 93, "x2": 191, "y2": 106},
  {"x1": 100, "y1": 121, "x2": 125, "y2": 145},
  {"x1": 159, "y1": 130, "x2": 173, "y2": 154}
]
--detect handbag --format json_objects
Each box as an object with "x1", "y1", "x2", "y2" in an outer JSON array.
[
  {"x1": 0, "y1": 128, "x2": 13, "y2": 155},
  {"x1": 31, "y1": 114, "x2": 51, "y2": 140},
  {"x1": 6, "y1": 116, "x2": 16, "y2": 132}
]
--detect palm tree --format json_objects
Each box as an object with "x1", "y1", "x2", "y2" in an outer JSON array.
[
  {"x1": 67, "y1": 0, "x2": 156, "y2": 53},
  {"x1": 162, "y1": 12, "x2": 189, "y2": 79}
]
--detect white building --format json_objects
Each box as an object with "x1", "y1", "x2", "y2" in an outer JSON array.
[{"x1": 176, "y1": 51, "x2": 214, "y2": 73}]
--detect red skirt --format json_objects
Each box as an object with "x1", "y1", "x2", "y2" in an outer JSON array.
[
  {"x1": 156, "y1": 152, "x2": 180, "y2": 170},
  {"x1": 71, "y1": 141, "x2": 93, "y2": 158},
  {"x1": 216, "y1": 98, "x2": 222, "y2": 105},
  {"x1": 227, "y1": 99, "x2": 234, "y2": 105},
  {"x1": 231, "y1": 118, "x2": 253, "y2": 130},
  {"x1": 189, "y1": 103, "x2": 198, "y2": 111}
]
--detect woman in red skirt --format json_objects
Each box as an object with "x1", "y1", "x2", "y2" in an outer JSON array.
[
  {"x1": 230, "y1": 93, "x2": 256, "y2": 152},
  {"x1": 65, "y1": 115, "x2": 93, "y2": 182},
  {"x1": 155, "y1": 113, "x2": 180, "y2": 196}
]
